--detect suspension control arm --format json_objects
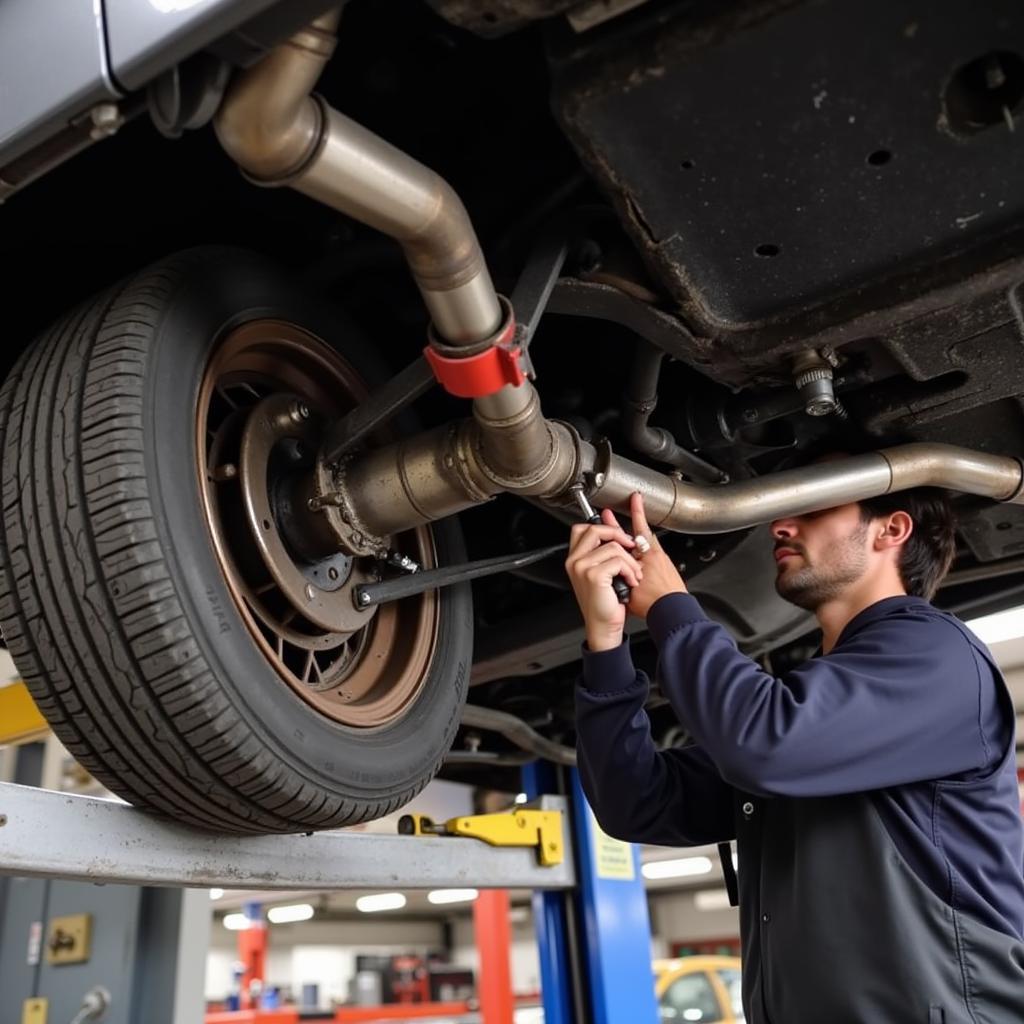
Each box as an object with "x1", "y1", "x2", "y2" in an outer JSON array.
[{"x1": 353, "y1": 542, "x2": 569, "y2": 608}]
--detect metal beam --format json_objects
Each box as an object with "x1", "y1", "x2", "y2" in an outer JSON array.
[{"x1": 0, "y1": 783, "x2": 575, "y2": 891}]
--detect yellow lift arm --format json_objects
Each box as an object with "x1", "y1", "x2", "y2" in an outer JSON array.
[{"x1": 399, "y1": 808, "x2": 565, "y2": 867}]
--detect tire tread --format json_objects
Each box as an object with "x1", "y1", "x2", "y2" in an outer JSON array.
[{"x1": 0, "y1": 252, "x2": 461, "y2": 832}]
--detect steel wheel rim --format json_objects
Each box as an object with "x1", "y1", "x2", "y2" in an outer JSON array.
[{"x1": 196, "y1": 319, "x2": 438, "y2": 728}]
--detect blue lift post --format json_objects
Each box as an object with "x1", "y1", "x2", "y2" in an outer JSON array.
[
  {"x1": 524, "y1": 762, "x2": 660, "y2": 1024},
  {"x1": 523, "y1": 761, "x2": 575, "y2": 1024}
]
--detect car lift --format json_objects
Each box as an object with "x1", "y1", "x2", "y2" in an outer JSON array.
[{"x1": 0, "y1": 762, "x2": 660, "y2": 1024}]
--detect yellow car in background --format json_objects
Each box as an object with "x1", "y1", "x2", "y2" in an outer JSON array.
[{"x1": 654, "y1": 956, "x2": 744, "y2": 1023}]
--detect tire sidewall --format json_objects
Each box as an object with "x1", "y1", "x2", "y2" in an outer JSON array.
[{"x1": 146, "y1": 248, "x2": 471, "y2": 799}]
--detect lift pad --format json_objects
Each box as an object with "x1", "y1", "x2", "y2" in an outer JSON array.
[
  {"x1": 0, "y1": 783, "x2": 574, "y2": 891},
  {"x1": 398, "y1": 808, "x2": 565, "y2": 866}
]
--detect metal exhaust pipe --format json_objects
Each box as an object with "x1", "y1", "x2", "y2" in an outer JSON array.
[
  {"x1": 214, "y1": 8, "x2": 572, "y2": 529},
  {"x1": 334, "y1": 431, "x2": 1023, "y2": 543},
  {"x1": 584, "y1": 442, "x2": 1024, "y2": 533},
  {"x1": 331, "y1": 415, "x2": 583, "y2": 540},
  {"x1": 214, "y1": 9, "x2": 500, "y2": 344}
]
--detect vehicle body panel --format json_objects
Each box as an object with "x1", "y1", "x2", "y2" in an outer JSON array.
[
  {"x1": 104, "y1": 0, "x2": 281, "y2": 91},
  {"x1": 0, "y1": 0, "x2": 117, "y2": 167}
]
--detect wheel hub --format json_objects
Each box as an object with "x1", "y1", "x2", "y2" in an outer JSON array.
[
  {"x1": 238, "y1": 392, "x2": 377, "y2": 634},
  {"x1": 196, "y1": 319, "x2": 438, "y2": 726}
]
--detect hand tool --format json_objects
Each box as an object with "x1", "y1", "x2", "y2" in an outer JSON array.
[{"x1": 568, "y1": 484, "x2": 632, "y2": 604}]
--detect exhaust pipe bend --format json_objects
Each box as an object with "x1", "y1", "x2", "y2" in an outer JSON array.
[
  {"x1": 297, "y1": 109, "x2": 501, "y2": 342},
  {"x1": 214, "y1": 11, "x2": 586, "y2": 542},
  {"x1": 585, "y1": 442, "x2": 1024, "y2": 534},
  {"x1": 213, "y1": 11, "x2": 340, "y2": 181},
  {"x1": 214, "y1": 9, "x2": 500, "y2": 344}
]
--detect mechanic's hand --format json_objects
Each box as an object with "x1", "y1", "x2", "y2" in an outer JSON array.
[
  {"x1": 626, "y1": 491, "x2": 687, "y2": 618},
  {"x1": 565, "y1": 513, "x2": 643, "y2": 652}
]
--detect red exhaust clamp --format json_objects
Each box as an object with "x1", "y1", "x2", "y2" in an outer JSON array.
[{"x1": 424, "y1": 299, "x2": 525, "y2": 398}]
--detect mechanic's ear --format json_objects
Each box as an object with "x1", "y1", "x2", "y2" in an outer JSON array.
[{"x1": 875, "y1": 510, "x2": 913, "y2": 550}]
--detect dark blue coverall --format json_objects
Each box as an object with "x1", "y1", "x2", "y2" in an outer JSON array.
[{"x1": 576, "y1": 594, "x2": 1024, "y2": 1022}]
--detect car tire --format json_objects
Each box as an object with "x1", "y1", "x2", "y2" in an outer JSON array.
[{"x1": 0, "y1": 246, "x2": 472, "y2": 833}]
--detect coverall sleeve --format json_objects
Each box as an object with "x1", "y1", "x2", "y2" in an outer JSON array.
[
  {"x1": 646, "y1": 593, "x2": 995, "y2": 797},
  {"x1": 575, "y1": 639, "x2": 736, "y2": 846}
]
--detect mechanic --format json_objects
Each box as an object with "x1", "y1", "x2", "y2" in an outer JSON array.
[{"x1": 565, "y1": 484, "x2": 1024, "y2": 1022}]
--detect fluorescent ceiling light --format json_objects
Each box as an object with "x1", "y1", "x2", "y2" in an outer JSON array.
[
  {"x1": 223, "y1": 913, "x2": 249, "y2": 931},
  {"x1": 427, "y1": 888, "x2": 479, "y2": 905},
  {"x1": 694, "y1": 889, "x2": 734, "y2": 912},
  {"x1": 356, "y1": 892, "x2": 407, "y2": 913},
  {"x1": 965, "y1": 606, "x2": 1024, "y2": 646},
  {"x1": 209, "y1": 888, "x2": 225, "y2": 901},
  {"x1": 641, "y1": 856, "x2": 713, "y2": 880},
  {"x1": 267, "y1": 903, "x2": 314, "y2": 924}
]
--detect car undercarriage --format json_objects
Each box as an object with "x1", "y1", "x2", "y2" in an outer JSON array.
[{"x1": 1, "y1": 0, "x2": 1022, "y2": 824}]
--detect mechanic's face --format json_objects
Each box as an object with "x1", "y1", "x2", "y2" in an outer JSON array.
[{"x1": 770, "y1": 503, "x2": 871, "y2": 611}]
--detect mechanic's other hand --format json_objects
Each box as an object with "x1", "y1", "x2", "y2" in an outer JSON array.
[
  {"x1": 565, "y1": 511, "x2": 642, "y2": 652},
  {"x1": 627, "y1": 491, "x2": 687, "y2": 618}
]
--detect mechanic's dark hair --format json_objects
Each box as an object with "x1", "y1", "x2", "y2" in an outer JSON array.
[
  {"x1": 856, "y1": 488, "x2": 956, "y2": 600},
  {"x1": 790, "y1": 435, "x2": 957, "y2": 599}
]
